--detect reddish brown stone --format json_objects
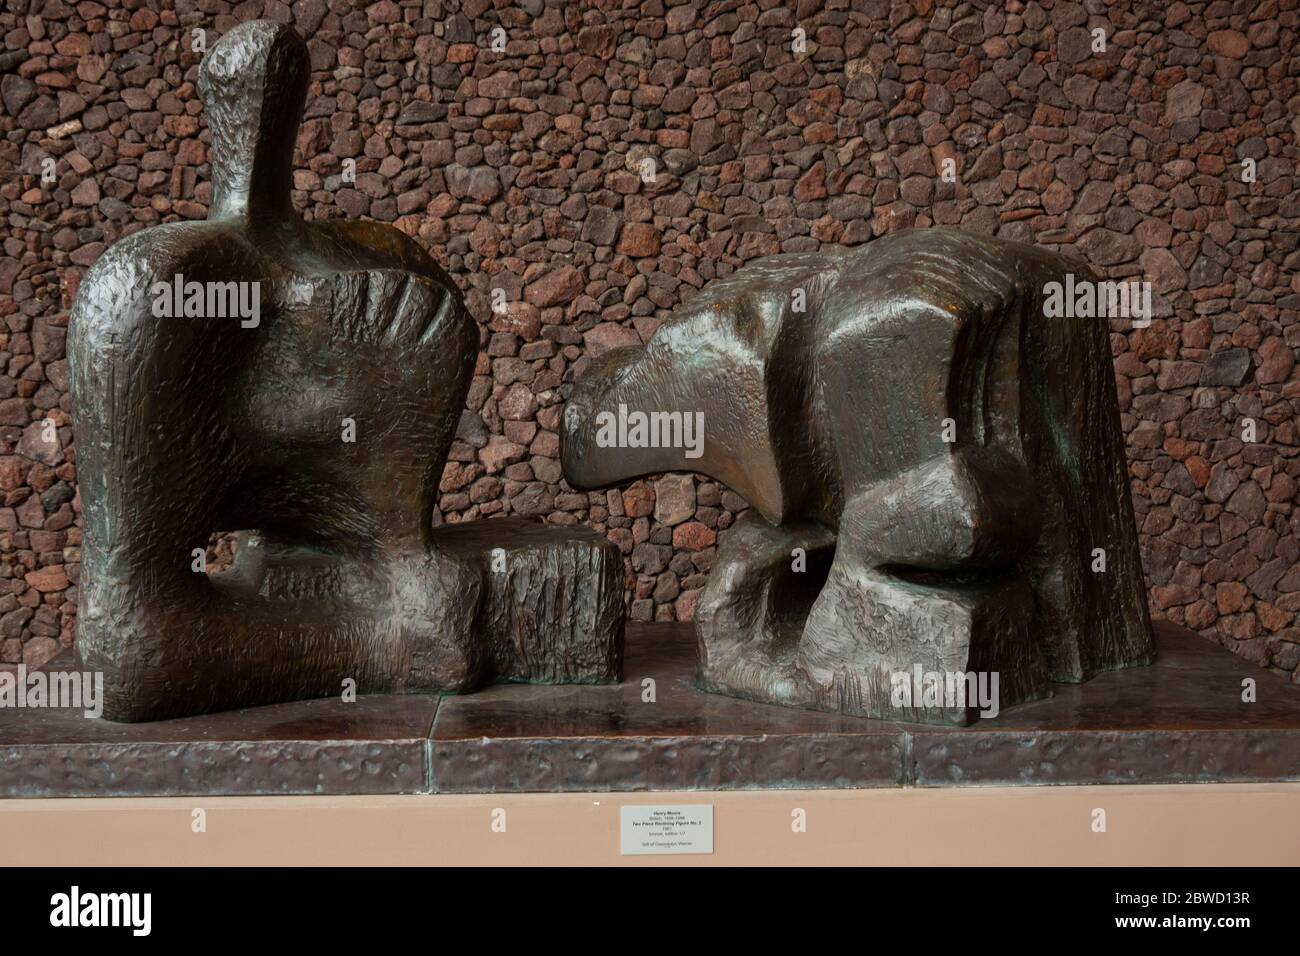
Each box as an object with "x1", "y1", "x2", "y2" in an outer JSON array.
[
  {"x1": 1256, "y1": 338, "x2": 1296, "y2": 385},
  {"x1": 583, "y1": 322, "x2": 640, "y2": 357},
  {"x1": 671, "y1": 521, "x2": 716, "y2": 551},
  {"x1": 794, "y1": 162, "x2": 828, "y2": 201},
  {"x1": 616, "y1": 222, "x2": 661, "y2": 257},
  {"x1": 25, "y1": 566, "x2": 68, "y2": 593},
  {"x1": 524, "y1": 266, "x2": 584, "y2": 308},
  {"x1": 1185, "y1": 456, "x2": 1210, "y2": 488},
  {"x1": 622, "y1": 485, "x2": 655, "y2": 519},
  {"x1": 1207, "y1": 30, "x2": 1249, "y2": 58}
]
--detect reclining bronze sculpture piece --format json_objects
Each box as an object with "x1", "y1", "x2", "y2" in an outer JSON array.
[
  {"x1": 68, "y1": 21, "x2": 623, "y2": 721},
  {"x1": 562, "y1": 232, "x2": 1156, "y2": 724}
]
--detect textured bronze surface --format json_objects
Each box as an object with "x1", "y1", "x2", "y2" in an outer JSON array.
[
  {"x1": 562, "y1": 230, "x2": 1156, "y2": 724},
  {"x1": 909, "y1": 625, "x2": 1300, "y2": 786},
  {"x1": 432, "y1": 621, "x2": 1298, "y2": 791},
  {"x1": 0, "y1": 689, "x2": 435, "y2": 797},
  {"x1": 66, "y1": 20, "x2": 623, "y2": 721},
  {"x1": 430, "y1": 622, "x2": 907, "y2": 792},
  {"x1": 2, "y1": 622, "x2": 1294, "y2": 797}
]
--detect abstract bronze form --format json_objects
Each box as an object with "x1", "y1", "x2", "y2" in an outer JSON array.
[
  {"x1": 69, "y1": 21, "x2": 622, "y2": 722},
  {"x1": 562, "y1": 230, "x2": 1156, "y2": 725}
]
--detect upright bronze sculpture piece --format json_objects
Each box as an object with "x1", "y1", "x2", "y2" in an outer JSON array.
[
  {"x1": 69, "y1": 21, "x2": 623, "y2": 721},
  {"x1": 563, "y1": 231, "x2": 1155, "y2": 725}
]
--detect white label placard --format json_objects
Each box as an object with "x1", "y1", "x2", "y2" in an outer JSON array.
[{"x1": 620, "y1": 804, "x2": 714, "y2": 856}]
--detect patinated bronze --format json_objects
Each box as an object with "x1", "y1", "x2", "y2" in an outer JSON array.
[
  {"x1": 562, "y1": 230, "x2": 1156, "y2": 725},
  {"x1": 68, "y1": 21, "x2": 623, "y2": 721},
  {"x1": 5, "y1": 621, "x2": 1294, "y2": 797}
]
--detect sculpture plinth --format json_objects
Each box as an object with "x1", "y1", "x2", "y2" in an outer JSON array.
[{"x1": 563, "y1": 229, "x2": 1155, "y2": 725}]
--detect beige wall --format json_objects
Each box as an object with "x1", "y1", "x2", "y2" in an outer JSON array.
[{"x1": 3, "y1": 784, "x2": 1298, "y2": 866}]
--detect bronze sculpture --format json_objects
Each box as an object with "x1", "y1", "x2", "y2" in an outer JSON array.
[
  {"x1": 68, "y1": 21, "x2": 623, "y2": 721},
  {"x1": 68, "y1": 19, "x2": 1151, "y2": 729},
  {"x1": 562, "y1": 231, "x2": 1156, "y2": 725}
]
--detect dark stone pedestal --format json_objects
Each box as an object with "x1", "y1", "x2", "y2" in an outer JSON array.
[{"x1": 2, "y1": 622, "x2": 1297, "y2": 797}]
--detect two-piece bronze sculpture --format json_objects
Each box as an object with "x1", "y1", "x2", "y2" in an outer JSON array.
[{"x1": 69, "y1": 21, "x2": 1153, "y2": 725}]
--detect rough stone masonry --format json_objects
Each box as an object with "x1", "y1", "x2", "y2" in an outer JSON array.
[{"x1": 0, "y1": 0, "x2": 1297, "y2": 681}]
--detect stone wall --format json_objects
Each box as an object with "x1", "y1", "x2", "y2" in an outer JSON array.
[{"x1": 1, "y1": 0, "x2": 1297, "y2": 678}]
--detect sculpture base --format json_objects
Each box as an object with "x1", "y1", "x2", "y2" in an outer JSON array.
[{"x1": 1, "y1": 622, "x2": 1296, "y2": 797}]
